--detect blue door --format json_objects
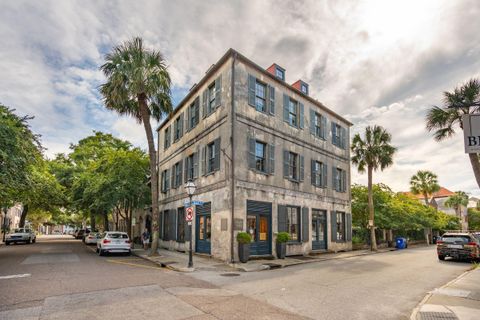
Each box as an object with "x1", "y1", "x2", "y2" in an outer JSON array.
[
  {"x1": 195, "y1": 203, "x2": 211, "y2": 254},
  {"x1": 312, "y1": 210, "x2": 327, "y2": 250},
  {"x1": 247, "y1": 200, "x2": 272, "y2": 256}
]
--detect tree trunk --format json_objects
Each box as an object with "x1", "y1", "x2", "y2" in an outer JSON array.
[
  {"x1": 90, "y1": 212, "x2": 96, "y2": 231},
  {"x1": 138, "y1": 96, "x2": 160, "y2": 255},
  {"x1": 367, "y1": 166, "x2": 377, "y2": 251},
  {"x1": 103, "y1": 210, "x2": 109, "y2": 231},
  {"x1": 19, "y1": 204, "x2": 28, "y2": 228},
  {"x1": 469, "y1": 153, "x2": 480, "y2": 188},
  {"x1": 423, "y1": 193, "x2": 429, "y2": 207}
]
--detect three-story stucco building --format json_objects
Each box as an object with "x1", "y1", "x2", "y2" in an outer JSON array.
[{"x1": 156, "y1": 49, "x2": 352, "y2": 262}]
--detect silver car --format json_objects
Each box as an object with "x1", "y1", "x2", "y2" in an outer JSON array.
[
  {"x1": 5, "y1": 228, "x2": 36, "y2": 245},
  {"x1": 96, "y1": 232, "x2": 131, "y2": 256},
  {"x1": 84, "y1": 232, "x2": 100, "y2": 245}
]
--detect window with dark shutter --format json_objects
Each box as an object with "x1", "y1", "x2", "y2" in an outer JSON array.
[
  {"x1": 299, "y1": 102, "x2": 304, "y2": 129},
  {"x1": 268, "y1": 143, "x2": 275, "y2": 174},
  {"x1": 268, "y1": 85, "x2": 275, "y2": 115},
  {"x1": 330, "y1": 211, "x2": 337, "y2": 242},
  {"x1": 283, "y1": 94, "x2": 289, "y2": 123},
  {"x1": 248, "y1": 75, "x2": 256, "y2": 107},
  {"x1": 202, "y1": 90, "x2": 208, "y2": 119},
  {"x1": 322, "y1": 163, "x2": 328, "y2": 188},
  {"x1": 213, "y1": 137, "x2": 220, "y2": 171},
  {"x1": 345, "y1": 213, "x2": 352, "y2": 241},
  {"x1": 248, "y1": 137, "x2": 256, "y2": 170},
  {"x1": 283, "y1": 150, "x2": 289, "y2": 178},
  {"x1": 301, "y1": 207, "x2": 309, "y2": 242},
  {"x1": 177, "y1": 207, "x2": 185, "y2": 242},
  {"x1": 215, "y1": 75, "x2": 222, "y2": 108},
  {"x1": 201, "y1": 146, "x2": 206, "y2": 176},
  {"x1": 299, "y1": 155, "x2": 304, "y2": 181}
]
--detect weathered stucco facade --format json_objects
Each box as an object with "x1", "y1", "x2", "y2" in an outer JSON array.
[{"x1": 157, "y1": 49, "x2": 352, "y2": 262}]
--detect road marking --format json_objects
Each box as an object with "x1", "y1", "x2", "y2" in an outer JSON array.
[
  {"x1": 106, "y1": 259, "x2": 163, "y2": 270},
  {"x1": 0, "y1": 273, "x2": 31, "y2": 280}
]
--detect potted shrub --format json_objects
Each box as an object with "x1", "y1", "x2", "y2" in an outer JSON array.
[
  {"x1": 236, "y1": 232, "x2": 252, "y2": 263},
  {"x1": 276, "y1": 232, "x2": 290, "y2": 259}
]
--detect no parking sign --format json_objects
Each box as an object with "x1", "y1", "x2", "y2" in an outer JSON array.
[{"x1": 186, "y1": 207, "x2": 193, "y2": 222}]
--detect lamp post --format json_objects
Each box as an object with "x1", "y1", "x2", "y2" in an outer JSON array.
[{"x1": 185, "y1": 180, "x2": 196, "y2": 268}]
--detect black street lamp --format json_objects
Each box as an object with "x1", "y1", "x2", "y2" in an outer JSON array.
[{"x1": 185, "y1": 180, "x2": 196, "y2": 268}]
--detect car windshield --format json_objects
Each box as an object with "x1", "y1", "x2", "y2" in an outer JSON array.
[
  {"x1": 107, "y1": 233, "x2": 128, "y2": 239},
  {"x1": 441, "y1": 235, "x2": 471, "y2": 244},
  {"x1": 14, "y1": 228, "x2": 26, "y2": 233}
]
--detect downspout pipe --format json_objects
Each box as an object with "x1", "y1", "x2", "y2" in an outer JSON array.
[{"x1": 230, "y1": 52, "x2": 237, "y2": 263}]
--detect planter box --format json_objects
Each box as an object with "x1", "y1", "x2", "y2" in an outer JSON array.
[
  {"x1": 238, "y1": 243, "x2": 250, "y2": 263},
  {"x1": 276, "y1": 242, "x2": 287, "y2": 259}
]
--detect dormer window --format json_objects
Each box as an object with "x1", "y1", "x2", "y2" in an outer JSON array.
[
  {"x1": 301, "y1": 83, "x2": 309, "y2": 95},
  {"x1": 275, "y1": 67, "x2": 285, "y2": 81}
]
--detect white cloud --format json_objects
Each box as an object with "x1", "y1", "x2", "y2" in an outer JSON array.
[{"x1": 0, "y1": 0, "x2": 479, "y2": 196}]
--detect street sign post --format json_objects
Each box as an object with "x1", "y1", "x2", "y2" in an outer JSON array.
[{"x1": 463, "y1": 114, "x2": 480, "y2": 153}]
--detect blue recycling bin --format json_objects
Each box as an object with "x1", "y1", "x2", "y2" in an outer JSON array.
[{"x1": 395, "y1": 237, "x2": 407, "y2": 249}]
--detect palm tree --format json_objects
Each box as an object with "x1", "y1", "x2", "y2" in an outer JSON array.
[
  {"x1": 409, "y1": 170, "x2": 440, "y2": 206},
  {"x1": 100, "y1": 37, "x2": 172, "y2": 254},
  {"x1": 351, "y1": 125, "x2": 396, "y2": 251},
  {"x1": 445, "y1": 191, "x2": 469, "y2": 230},
  {"x1": 426, "y1": 78, "x2": 480, "y2": 187}
]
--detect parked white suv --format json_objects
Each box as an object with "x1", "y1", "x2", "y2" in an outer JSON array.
[
  {"x1": 5, "y1": 228, "x2": 36, "y2": 245},
  {"x1": 96, "y1": 232, "x2": 131, "y2": 256}
]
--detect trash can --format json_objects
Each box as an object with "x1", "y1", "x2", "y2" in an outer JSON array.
[{"x1": 395, "y1": 237, "x2": 407, "y2": 249}]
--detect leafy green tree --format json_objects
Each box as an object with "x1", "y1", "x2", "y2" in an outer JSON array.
[
  {"x1": 468, "y1": 208, "x2": 480, "y2": 230},
  {"x1": 351, "y1": 126, "x2": 397, "y2": 251},
  {"x1": 445, "y1": 191, "x2": 469, "y2": 225},
  {"x1": 100, "y1": 37, "x2": 173, "y2": 254},
  {"x1": 0, "y1": 104, "x2": 42, "y2": 207},
  {"x1": 409, "y1": 170, "x2": 440, "y2": 205},
  {"x1": 426, "y1": 78, "x2": 480, "y2": 187}
]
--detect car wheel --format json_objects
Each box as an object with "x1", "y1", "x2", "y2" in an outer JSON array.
[
  {"x1": 98, "y1": 249, "x2": 104, "y2": 256},
  {"x1": 27, "y1": 238, "x2": 31, "y2": 244},
  {"x1": 438, "y1": 255, "x2": 445, "y2": 261},
  {"x1": 5, "y1": 241, "x2": 10, "y2": 246},
  {"x1": 32, "y1": 238, "x2": 36, "y2": 243}
]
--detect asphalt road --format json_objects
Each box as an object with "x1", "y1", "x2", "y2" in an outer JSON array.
[
  {"x1": 190, "y1": 246, "x2": 472, "y2": 320},
  {"x1": 0, "y1": 236, "x2": 304, "y2": 320}
]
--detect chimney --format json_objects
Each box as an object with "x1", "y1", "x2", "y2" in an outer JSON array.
[
  {"x1": 266, "y1": 63, "x2": 285, "y2": 81},
  {"x1": 292, "y1": 80, "x2": 309, "y2": 96}
]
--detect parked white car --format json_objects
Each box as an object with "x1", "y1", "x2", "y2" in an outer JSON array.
[
  {"x1": 5, "y1": 228, "x2": 36, "y2": 245},
  {"x1": 84, "y1": 232, "x2": 100, "y2": 245},
  {"x1": 96, "y1": 232, "x2": 131, "y2": 256}
]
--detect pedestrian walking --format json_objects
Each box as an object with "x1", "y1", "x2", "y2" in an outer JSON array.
[{"x1": 142, "y1": 228, "x2": 150, "y2": 250}]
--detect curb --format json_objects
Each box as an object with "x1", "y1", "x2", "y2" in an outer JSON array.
[
  {"x1": 131, "y1": 250, "x2": 194, "y2": 272},
  {"x1": 409, "y1": 267, "x2": 475, "y2": 320}
]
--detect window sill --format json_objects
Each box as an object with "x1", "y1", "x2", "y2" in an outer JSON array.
[
  {"x1": 285, "y1": 178, "x2": 300, "y2": 183},
  {"x1": 250, "y1": 169, "x2": 270, "y2": 176},
  {"x1": 287, "y1": 240, "x2": 302, "y2": 245}
]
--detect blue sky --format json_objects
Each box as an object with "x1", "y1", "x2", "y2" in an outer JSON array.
[{"x1": 0, "y1": 0, "x2": 479, "y2": 196}]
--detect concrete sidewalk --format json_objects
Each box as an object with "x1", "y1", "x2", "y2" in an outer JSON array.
[
  {"x1": 412, "y1": 266, "x2": 480, "y2": 320},
  {"x1": 132, "y1": 245, "x2": 401, "y2": 273}
]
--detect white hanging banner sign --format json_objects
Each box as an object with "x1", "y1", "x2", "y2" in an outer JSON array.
[{"x1": 464, "y1": 114, "x2": 480, "y2": 153}]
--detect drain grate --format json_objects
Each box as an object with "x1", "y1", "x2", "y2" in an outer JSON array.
[
  {"x1": 220, "y1": 273, "x2": 241, "y2": 277},
  {"x1": 419, "y1": 312, "x2": 458, "y2": 320},
  {"x1": 262, "y1": 263, "x2": 282, "y2": 269}
]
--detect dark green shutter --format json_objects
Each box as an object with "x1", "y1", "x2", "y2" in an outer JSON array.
[
  {"x1": 171, "y1": 165, "x2": 176, "y2": 188},
  {"x1": 299, "y1": 155, "x2": 304, "y2": 181},
  {"x1": 202, "y1": 90, "x2": 208, "y2": 118},
  {"x1": 248, "y1": 137, "x2": 255, "y2": 169},
  {"x1": 178, "y1": 161, "x2": 183, "y2": 186},
  {"x1": 331, "y1": 122, "x2": 336, "y2": 145},
  {"x1": 321, "y1": 116, "x2": 327, "y2": 139},
  {"x1": 278, "y1": 205, "x2": 287, "y2": 232},
  {"x1": 193, "y1": 152, "x2": 199, "y2": 178},
  {"x1": 342, "y1": 170, "x2": 347, "y2": 192},
  {"x1": 268, "y1": 143, "x2": 275, "y2": 174},
  {"x1": 159, "y1": 211, "x2": 164, "y2": 239},
  {"x1": 310, "y1": 109, "x2": 315, "y2": 136},
  {"x1": 268, "y1": 85, "x2": 275, "y2": 115},
  {"x1": 179, "y1": 113, "x2": 184, "y2": 139},
  {"x1": 283, "y1": 94, "x2": 289, "y2": 123},
  {"x1": 299, "y1": 102, "x2": 304, "y2": 129},
  {"x1": 331, "y1": 211, "x2": 337, "y2": 242},
  {"x1": 311, "y1": 159, "x2": 316, "y2": 185},
  {"x1": 214, "y1": 138, "x2": 221, "y2": 170},
  {"x1": 302, "y1": 207, "x2": 309, "y2": 242},
  {"x1": 342, "y1": 127, "x2": 347, "y2": 149},
  {"x1": 283, "y1": 150, "x2": 289, "y2": 178},
  {"x1": 165, "y1": 168, "x2": 170, "y2": 190},
  {"x1": 332, "y1": 167, "x2": 336, "y2": 191},
  {"x1": 322, "y1": 163, "x2": 328, "y2": 187},
  {"x1": 201, "y1": 146, "x2": 206, "y2": 176},
  {"x1": 185, "y1": 108, "x2": 190, "y2": 132},
  {"x1": 215, "y1": 75, "x2": 222, "y2": 108},
  {"x1": 184, "y1": 158, "x2": 189, "y2": 182},
  {"x1": 170, "y1": 209, "x2": 177, "y2": 240},
  {"x1": 195, "y1": 97, "x2": 200, "y2": 126},
  {"x1": 346, "y1": 213, "x2": 352, "y2": 241},
  {"x1": 248, "y1": 74, "x2": 256, "y2": 107}
]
